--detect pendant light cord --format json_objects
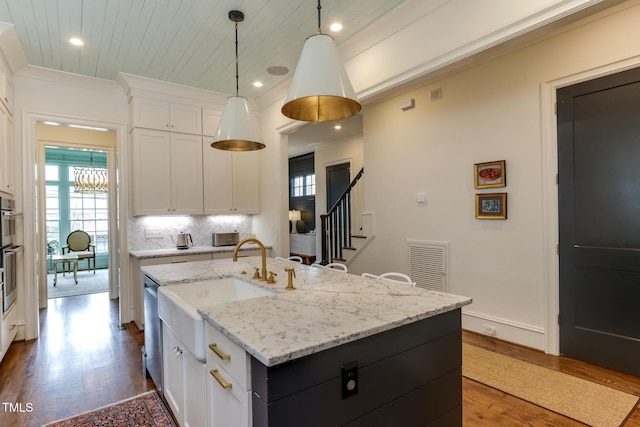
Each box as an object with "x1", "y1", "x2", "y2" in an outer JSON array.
[
  {"x1": 317, "y1": 0, "x2": 322, "y2": 33},
  {"x1": 234, "y1": 21, "x2": 239, "y2": 97}
]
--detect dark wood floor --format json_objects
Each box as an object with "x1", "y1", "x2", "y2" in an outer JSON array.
[
  {"x1": 0, "y1": 293, "x2": 638, "y2": 426},
  {"x1": 0, "y1": 293, "x2": 155, "y2": 427}
]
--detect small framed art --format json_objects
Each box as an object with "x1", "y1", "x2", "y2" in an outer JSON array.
[
  {"x1": 474, "y1": 160, "x2": 506, "y2": 188},
  {"x1": 475, "y1": 193, "x2": 507, "y2": 219}
]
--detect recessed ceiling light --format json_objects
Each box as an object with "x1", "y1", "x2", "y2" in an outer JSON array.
[
  {"x1": 253, "y1": 81, "x2": 263, "y2": 88},
  {"x1": 334, "y1": 124, "x2": 342, "y2": 130},
  {"x1": 330, "y1": 23, "x2": 343, "y2": 32},
  {"x1": 69, "y1": 38, "x2": 84, "y2": 46},
  {"x1": 267, "y1": 66, "x2": 289, "y2": 76}
]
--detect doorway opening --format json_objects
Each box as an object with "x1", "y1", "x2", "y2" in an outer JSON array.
[
  {"x1": 35, "y1": 122, "x2": 117, "y2": 307},
  {"x1": 44, "y1": 146, "x2": 110, "y2": 299},
  {"x1": 326, "y1": 162, "x2": 350, "y2": 211}
]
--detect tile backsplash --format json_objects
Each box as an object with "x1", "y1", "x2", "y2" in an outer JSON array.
[{"x1": 128, "y1": 215, "x2": 252, "y2": 251}]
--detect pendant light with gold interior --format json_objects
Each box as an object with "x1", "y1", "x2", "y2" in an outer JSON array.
[
  {"x1": 211, "y1": 10, "x2": 265, "y2": 151},
  {"x1": 282, "y1": 0, "x2": 361, "y2": 122}
]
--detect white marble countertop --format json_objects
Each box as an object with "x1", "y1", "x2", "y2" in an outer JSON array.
[
  {"x1": 141, "y1": 257, "x2": 472, "y2": 367},
  {"x1": 129, "y1": 244, "x2": 266, "y2": 259}
]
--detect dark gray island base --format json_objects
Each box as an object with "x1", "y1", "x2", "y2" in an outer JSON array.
[{"x1": 251, "y1": 309, "x2": 462, "y2": 427}]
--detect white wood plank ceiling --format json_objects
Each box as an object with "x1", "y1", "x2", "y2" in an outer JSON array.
[{"x1": 0, "y1": 0, "x2": 407, "y2": 98}]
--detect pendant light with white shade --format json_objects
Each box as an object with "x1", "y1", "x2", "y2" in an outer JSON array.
[
  {"x1": 211, "y1": 10, "x2": 265, "y2": 151},
  {"x1": 282, "y1": 0, "x2": 362, "y2": 122}
]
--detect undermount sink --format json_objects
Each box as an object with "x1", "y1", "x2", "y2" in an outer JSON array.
[{"x1": 158, "y1": 277, "x2": 275, "y2": 361}]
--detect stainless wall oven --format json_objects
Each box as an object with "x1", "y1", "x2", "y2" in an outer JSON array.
[
  {"x1": 1, "y1": 197, "x2": 21, "y2": 314},
  {"x1": 1, "y1": 197, "x2": 16, "y2": 248},
  {"x1": 2, "y1": 245, "x2": 21, "y2": 313}
]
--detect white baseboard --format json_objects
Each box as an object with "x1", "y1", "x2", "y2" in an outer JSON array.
[
  {"x1": 462, "y1": 309, "x2": 547, "y2": 351},
  {"x1": 15, "y1": 323, "x2": 26, "y2": 341}
]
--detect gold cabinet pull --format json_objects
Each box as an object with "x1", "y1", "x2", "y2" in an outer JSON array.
[
  {"x1": 209, "y1": 343, "x2": 231, "y2": 361},
  {"x1": 210, "y1": 369, "x2": 232, "y2": 389}
]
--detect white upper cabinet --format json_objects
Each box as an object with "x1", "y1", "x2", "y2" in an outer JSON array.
[
  {"x1": 131, "y1": 129, "x2": 203, "y2": 216},
  {"x1": 202, "y1": 108, "x2": 222, "y2": 137},
  {"x1": 131, "y1": 98, "x2": 202, "y2": 135},
  {"x1": 203, "y1": 139, "x2": 260, "y2": 215},
  {"x1": 131, "y1": 129, "x2": 172, "y2": 215},
  {"x1": 0, "y1": 55, "x2": 12, "y2": 114},
  {"x1": 0, "y1": 102, "x2": 13, "y2": 195},
  {"x1": 170, "y1": 132, "x2": 204, "y2": 215},
  {"x1": 0, "y1": 54, "x2": 14, "y2": 196}
]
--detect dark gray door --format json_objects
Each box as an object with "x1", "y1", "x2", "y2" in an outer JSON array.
[
  {"x1": 557, "y1": 67, "x2": 640, "y2": 376},
  {"x1": 326, "y1": 162, "x2": 350, "y2": 210}
]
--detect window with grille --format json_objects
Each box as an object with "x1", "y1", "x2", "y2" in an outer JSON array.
[
  {"x1": 45, "y1": 149, "x2": 108, "y2": 257},
  {"x1": 291, "y1": 173, "x2": 315, "y2": 197}
]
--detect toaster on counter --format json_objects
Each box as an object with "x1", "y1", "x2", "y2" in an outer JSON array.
[{"x1": 213, "y1": 232, "x2": 239, "y2": 247}]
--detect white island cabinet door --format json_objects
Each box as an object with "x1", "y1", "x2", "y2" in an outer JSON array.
[
  {"x1": 163, "y1": 326, "x2": 185, "y2": 426},
  {"x1": 131, "y1": 129, "x2": 172, "y2": 215},
  {"x1": 184, "y1": 349, "x2": 207, "y2": 427},
  {"x1": 206, "y1": 322, "x2": 251, "y2": 427},
  {"x1": 207, "y1": 364, "x2": 251, "y2": 427}
]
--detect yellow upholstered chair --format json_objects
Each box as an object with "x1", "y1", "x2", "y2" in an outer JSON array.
[{"x1": 62, "y1": 230, "x2": 96, "y2": 274}]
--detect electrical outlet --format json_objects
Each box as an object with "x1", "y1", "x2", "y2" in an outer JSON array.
[
  {"x1": 341, "y1": 362, "x2": 358, "y2": 399},
  {"x1": 145, "y1": 228, "x2": 163, "y2": 239},
  {"x1": 482, "y1": 324, "x2": 497, "y2": 336}
]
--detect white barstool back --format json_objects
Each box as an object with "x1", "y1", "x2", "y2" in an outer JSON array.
[
  {"x1": 312, "y1": 262, "x2": 348, "y2": 273},
  {"x1": 361, "y1": 272, "x2": 416, "y2": 286},
  {"x1": 276, "y1": 256, "x2": 303, "y2": 263},
  {"x1": 379, "y1": 272, "x2": 416, "y2": 286},
  {"x1": 324, "y1": 262, "x2": 348, "y2": 273}
]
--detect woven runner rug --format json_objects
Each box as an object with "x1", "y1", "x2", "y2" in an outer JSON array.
[
  {"x1": 463, "y1": 343, "x2": 639, "y2": 427},
  {"x1": 42, "y1": 390, "x2": 176, "y2": 427}
]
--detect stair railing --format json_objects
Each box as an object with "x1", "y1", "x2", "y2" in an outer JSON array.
[{"x1": 319, "y1": 167, "x2": 364, "y2": 265}]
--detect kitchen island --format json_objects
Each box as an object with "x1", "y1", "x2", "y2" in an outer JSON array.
[{"x1": 142, "y1": 256, "x2": 472, "y2": 427}]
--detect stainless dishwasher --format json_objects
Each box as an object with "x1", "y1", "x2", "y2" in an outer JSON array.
[{"x1": 142, "y1": 274, "x2": 163, "y2": 394}]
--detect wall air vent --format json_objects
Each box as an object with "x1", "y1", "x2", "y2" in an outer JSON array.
[{"x1": 408, "y1": 240, "x2": 448, "y2": 292}]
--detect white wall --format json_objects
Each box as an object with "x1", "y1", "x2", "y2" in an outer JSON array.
[
  {"x1": 351, "y1": 1, "x2": 640, "y2": 350},
  {"x1": 14, "y1": 68, "x2": 129, "y2": 338},
  {"x1": 251, "y1": 93, "x2": 297, "y2": 258}
]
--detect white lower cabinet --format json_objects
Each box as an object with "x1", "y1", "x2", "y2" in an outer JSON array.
[
  {"x1": 0, "y1": 304, "x2": 18, "y2": 362},
  {"x1": 205, "y1": 322, "x2": 251, "y2": 427},
  {"x1": 163, "y1": 324, "x2": 206, "y2": 427}
]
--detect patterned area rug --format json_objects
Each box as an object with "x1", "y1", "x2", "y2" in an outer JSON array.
[
  {"x1": 42, "y1": 391, "x2": 176, "y2": 427},
  {"x1": 48, "y1": 268, "x2": 109, "y2": 298}
]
